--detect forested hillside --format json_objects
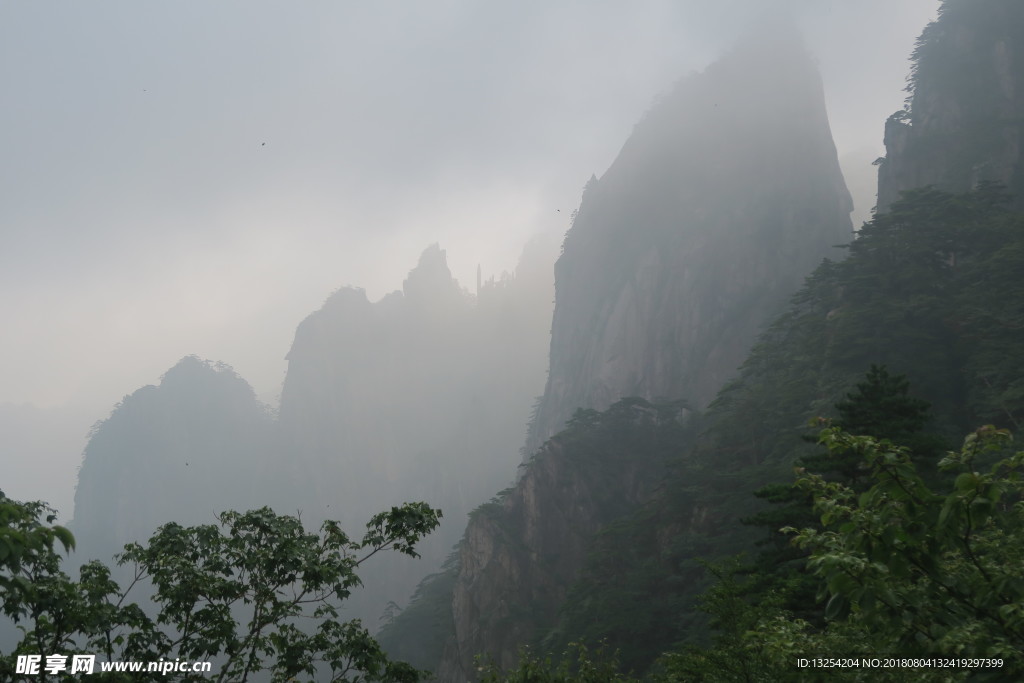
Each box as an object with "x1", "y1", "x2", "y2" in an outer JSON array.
[{"x1": 553, "y1": 183, "x2": 1024, "y2": 677}]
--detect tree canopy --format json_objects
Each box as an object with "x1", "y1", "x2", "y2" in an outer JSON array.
[{"x1": 0, "y1": 494, "x2": 440, "y2": 682}]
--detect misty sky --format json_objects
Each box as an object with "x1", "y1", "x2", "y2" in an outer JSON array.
[{"x1": 2, "y1": 2, "x2": 938, "y2": 511}]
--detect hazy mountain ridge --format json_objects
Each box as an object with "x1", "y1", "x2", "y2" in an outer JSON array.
[
  {"x1": 276, "y1": 239, "x2": 556, "y2": 622},
  {"x1": 68, "y1": 235, "x2": 557, "y2": 628}
]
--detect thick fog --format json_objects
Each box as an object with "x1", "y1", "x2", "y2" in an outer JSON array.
[{"x1": 2, "y1": 1, "x2": 935, "y2": 522}]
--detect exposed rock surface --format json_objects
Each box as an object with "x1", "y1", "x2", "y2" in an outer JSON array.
[
  {"x1": 437, "y1": 400, "x2": 690, "y2": 682},
  {"x1": 877, "y1": 0, "x2": 1024, "y2": 210},
  {"x1": 524, "y1": 30, "x2": 853, "y2": 455}
]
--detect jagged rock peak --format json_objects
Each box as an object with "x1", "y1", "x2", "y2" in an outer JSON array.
[
  {"x1": 402, "y1": 243, "x2": 465, "y2": 305},
  {"x1": 276, "y1": 237, "x2": 554, "y2": 630},
  {"x1": 877, "y1": 0, "x2": 1024, "y2": 210}
]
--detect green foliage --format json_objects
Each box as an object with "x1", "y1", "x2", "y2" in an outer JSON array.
[
  {"x1": 376, "y1": 553, "x2": 459, "y2": 673},
  {"x1": 788, "y1": 426, "x2": 1024, "y2": 667},
  {"x1": 553, "y1": 503, "x2": 710, "y2": 675},
  {"x1": 478, "y1": 642, "x2": 636, "y2": 683},
  {"x1": 652, "y1": 559, "x2": 877, "y2": 683},
  {"x1": 834, "y1": 365, "x2": 930, "y2": 440},
  {"x1": 705, "y1": 186, "x2": 1023, "y2": 473},
  {"x1": 908, "y1": 0, "x2": 1024, "y2": 104},
  {"x1": 1, "y1": 497, "x2": 440, "y2": 682},
  {"x1": 0, "y1": 492, "x2": 74, "y2": 585},
  {"x1": 738, "y1": 367, "x2": 943, "y2": 632},
  {"x1": 662, "y1": 425, "x2": 1024, "y2": 681}
]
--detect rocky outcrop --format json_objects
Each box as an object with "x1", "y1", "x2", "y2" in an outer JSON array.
[
  {"x1": 877, "y1": 0, "x2": 1024, "y2": 210},
  {"x1": 524, "y1": 28, "x2": 853, "y2": 455}
]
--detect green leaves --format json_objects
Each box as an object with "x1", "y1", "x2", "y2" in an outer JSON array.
[
  {"x1": 788, "y1": 427, "x2": 1024, "y2": 667},
  {"x1": 0, "y1": 495, "x2": 73, "y2": 581},
  {"x1": 478, "y1": 642, "x2": 635, "y2": 683},
  {"x1": 675, "y1": 425, "x2": 1024, "y2": 680},
  {"x1": 363, "y1": 502, "x2": 443, "y2": 559},
  {"x1": 1, "y1": 497, "x2": 440, "y2": 682}
]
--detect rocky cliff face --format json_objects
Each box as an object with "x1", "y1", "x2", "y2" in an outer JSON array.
[
  {"x1": 524, "y1": 30, "x2": 853, "y2": 454},
  {"x1": 437, "y1": 400, "x2": 691, "y2": 681},
  {"x1": 437, "y1": 31, "x2": 855, "y2": 680},
  {"x1": 877, "y1": 0, "x2": 1024, "y2": 211}
]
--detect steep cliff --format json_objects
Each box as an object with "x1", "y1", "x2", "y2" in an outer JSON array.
[
  {"x1": 433, "y1": 30, "x2": 855, "y2": 680},
  {"x1": 437, "y1": 400, "x2": 692, "y2": 681},
  {"x1": 71, "y1": 356, "x2": 276, "y2": 562},
  {"x1": 877, "y1": 0, "x2": 1024, "y2": 211},
  {"x1": 525, "y1": 29, "x2": 853, "y2": 454}
]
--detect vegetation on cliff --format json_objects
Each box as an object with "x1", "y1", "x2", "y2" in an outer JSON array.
[{"x1": 877, "y1": 0, "x2": 1024, "y2": 210}]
